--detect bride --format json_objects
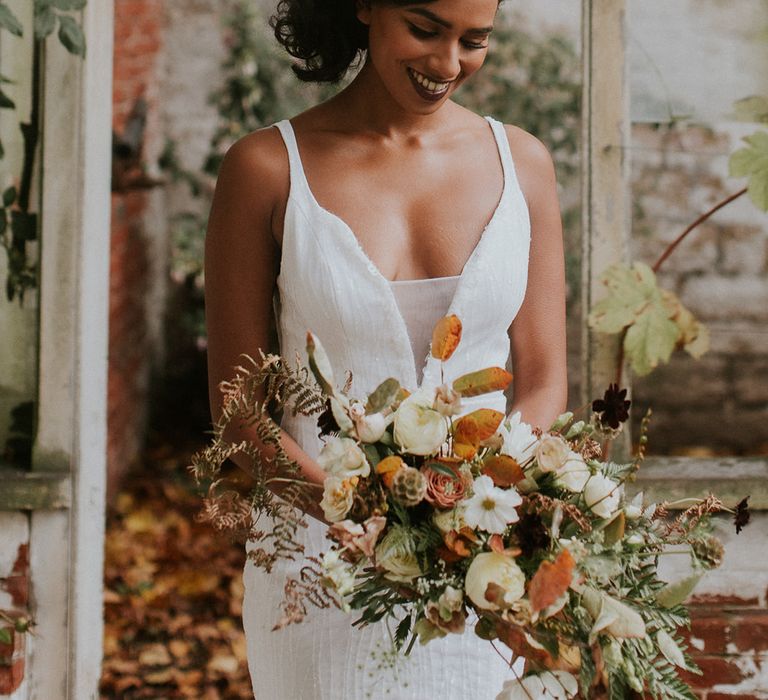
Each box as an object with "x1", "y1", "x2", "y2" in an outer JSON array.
[{"x1": 204, "y1": 0, "x2": 567, "y2": 697}]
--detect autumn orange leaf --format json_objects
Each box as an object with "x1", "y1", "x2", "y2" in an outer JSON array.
[
  {"x1": 496, "y1": 623, "x2": 553, "y2": 667},
  {"x1": 528, "y1": 549, "x2": 575, "y2": 613},
  {"x1": 375, "y1": 455, "x2": 405, "y2": 488},
  {"x1": 482, "y1": 455, "x2": 524, "y2": 487},
  {"x1": 431, "y1": 315, "x2": 462, "y2": 361},
  {"x1": 452, "y1": 367, "x2": 513, "y2": 397},
  {"x1": 453, "y1": 409, "x2": 505, "y2": 446}
]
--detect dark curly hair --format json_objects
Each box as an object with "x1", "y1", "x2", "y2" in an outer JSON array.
[{"x1": 270, "y1": 0, "x2": 499, "y2": 84}]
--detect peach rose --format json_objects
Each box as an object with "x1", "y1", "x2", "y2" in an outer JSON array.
[{"x1": 421, "y1": 462, "x2": 472, "y2": 509}]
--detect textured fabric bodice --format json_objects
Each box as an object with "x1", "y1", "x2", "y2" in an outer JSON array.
[
  {"x1": 243, "y1": 116, "x2": 532, "y2": 700},
  {"x1": 389, "y1": 275, "x2": 460, "y2": 385}
]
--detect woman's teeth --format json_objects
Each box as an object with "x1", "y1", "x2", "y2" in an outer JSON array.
[{"x1": 408, "y1": 68, "x2": 450, "y2": 94}]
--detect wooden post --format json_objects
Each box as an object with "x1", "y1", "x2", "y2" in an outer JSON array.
[
  {"x1": 580, "y1": 0, "x2": 632, "y2": 455},
  {"x1": 26, "y1": 2, "x2": 114, "y2": 697}
]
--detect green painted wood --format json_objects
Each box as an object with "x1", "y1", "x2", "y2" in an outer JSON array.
[{"x1": 0, "y1": 468, "x2": 70, "y2": 510}]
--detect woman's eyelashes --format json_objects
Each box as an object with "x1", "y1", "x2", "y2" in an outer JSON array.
[{"x1": 406, "y1": 24, "x2": 489, "y2": 50}]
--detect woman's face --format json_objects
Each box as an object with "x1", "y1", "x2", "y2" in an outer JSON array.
[{"x1": 357, "y1": 0, "x2": 499, "y2": 113}]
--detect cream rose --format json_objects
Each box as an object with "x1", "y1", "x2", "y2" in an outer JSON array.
[
  {"x1": 320, "y1": 476, "x2": 354, "y2": 523},
  {"x1": 584, "y1": 473, "x2": 621, "y2": 519},
  {"x1": 317, "y1": 436, "x2": 370, "y2": 478},
  {"x1": 535, "y1": 434, "x2": 570, "y2": 472},
  {"x1": 393, "y1": 387, "x2": 448, "y2": 456},
  {"x1": 554, "y1": 451, "x2": 591, "y2": 493},
  {"x1": 465, "y1": 552, "x2": 525, "y2": 610}
]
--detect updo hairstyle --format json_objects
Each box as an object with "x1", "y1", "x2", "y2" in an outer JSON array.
[{"x1": 270, "y1": 0, "x2": 432, "y2": 84}]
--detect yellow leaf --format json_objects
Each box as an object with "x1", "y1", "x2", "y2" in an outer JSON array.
[
  {"x1": 431, "y1": 315, "x2": 462, "y2": 361},
  {"x1": 482, "y1": 455, "x2": 524, "y2": 487},
  {"x1": 375, "y1": 455, "x2": 405, "y2": 488},
  {"x1": 452, "y1": 367, "x2": 513, "y2": 397}
]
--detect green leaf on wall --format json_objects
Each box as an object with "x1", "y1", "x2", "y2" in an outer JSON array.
[
  {"x1": 57, "y1": 14, "x2": 86, "y2": 57},
  {"x1": 0, "y1": 3, "x2": 23, "y2": 36},
  {"x1": 34, "y1": 7, "x2": 56, "y2": 39},
  {"x1": 588, "y1": 262, "x2": 709, "y2": 376},
  {"x1": 732, "y1": 95, "x2": 768, "y2": 124},
  {"x1": 729, "y1": 131, "x2": 768, "y2": 211}
]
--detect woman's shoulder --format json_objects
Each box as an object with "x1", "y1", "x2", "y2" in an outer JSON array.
[{"x1": 499, "y1": 122, "x2": 557, "y2": 210}]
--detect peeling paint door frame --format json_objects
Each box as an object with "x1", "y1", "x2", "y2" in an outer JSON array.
[{"x1": 26, "y1": 2, "x2": 114, "y2": 698}]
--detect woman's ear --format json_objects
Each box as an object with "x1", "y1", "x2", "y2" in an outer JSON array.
[{"x1": 355, "y1": 0, "x2": 372, "y2": 26}]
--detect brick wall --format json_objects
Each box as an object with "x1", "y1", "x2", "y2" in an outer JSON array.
[
  {"x1": 108, "y1": 0, "x2": 167, "y2": 498},
  {"x1": 0, "y1": 515, "x2": 29, "y2": 697},
  {"x1": 630, "y1": 122, "x2": 768, "y2": 456}
]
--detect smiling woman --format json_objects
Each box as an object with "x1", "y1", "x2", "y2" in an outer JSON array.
[{"x1": 204, "y1": 0, "x2": 567, "y2": 697}]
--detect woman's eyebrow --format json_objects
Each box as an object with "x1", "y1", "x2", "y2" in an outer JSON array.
[{"x1": 406, "y1": 8, "x2": 494, "y2": 35}]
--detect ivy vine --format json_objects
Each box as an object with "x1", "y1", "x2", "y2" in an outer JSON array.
[{"x1": 0, "y1": 0, "x2": 86, "y2": 303}]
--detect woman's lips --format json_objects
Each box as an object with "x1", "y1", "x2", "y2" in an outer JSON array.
[{"x1": 407, "y1": 67, "x2": 451, "y2": 103}]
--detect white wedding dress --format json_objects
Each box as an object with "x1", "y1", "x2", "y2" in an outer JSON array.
[{"x1": 242, "y1": 115, "x2": 532, "y2": 699}]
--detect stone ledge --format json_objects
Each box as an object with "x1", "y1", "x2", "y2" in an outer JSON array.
[
  {"x1": 0, "y1": 468, "x2": 71, "y2": 510},
  {"x1": 630, "y1": 456, "x2": 768, "y2": 510}
]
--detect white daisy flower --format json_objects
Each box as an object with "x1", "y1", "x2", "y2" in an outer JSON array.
[{"x1": 463, "y1": 475, "x2": 522, "y2": 534}]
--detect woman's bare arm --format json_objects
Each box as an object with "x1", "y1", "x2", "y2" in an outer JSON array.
[
  {"x1": 204, "y1": 129, "x2": 329, "y2": 523},
  {"x1": 504, "y1": 126, "x2": 568, "y2": 430}
]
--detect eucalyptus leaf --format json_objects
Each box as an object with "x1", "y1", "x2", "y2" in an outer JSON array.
[
  {"x1": 365, "y1": 377, "x2": 400, "y2": 414},
  {"x1": 655, "y1": 574, "x2": 702, "y2": 609},
  {"x1": 0, "y1": 3, "x2": 23, "y2": 36},
  {"x1": 57, "y1": 14, "x2": 86, "y2": 57},
  {"x1": 34, "y1": 7, "x2": 56, "y2": 39},
  {"x1": 729, "y1": 131, "x2": 768, "y2": 211}
]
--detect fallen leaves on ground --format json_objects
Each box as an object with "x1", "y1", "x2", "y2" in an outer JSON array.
[{"x1": 100, "y1": 439, "x2": 253, "y2": 699}]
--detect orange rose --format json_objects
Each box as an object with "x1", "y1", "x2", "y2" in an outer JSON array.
[{"x1": 421, "y1": 461, "x2": 472, "y2": 509}]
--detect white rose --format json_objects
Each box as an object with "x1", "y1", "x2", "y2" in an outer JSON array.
[
  {"x1": 375, "y1": 526, "x2": 423, "y2": 583},
  {"x1": 433, "y1": 383, "x2": 462, "y2": 417},
  {"x1": 465, "y1": 552, "x2": 525, "y2": 610},
  {"x1": 535, "y1": 434, "x2": 571, "y2": 472},
  {"x1": 320, "y1": 476, "x2": 354, "y2": 523},
  {"x1": 354, "y1": 411, "x2": 389, "y2": 443},
  {"x1": 317, "y1": 436, "x2": 370, "y2": 478},
  {"x1": 584, "y1": 473, "x2": 621, "y2": 519},
  {"x1": 498, "y1": 411, "x2": 536, "y2": 464},
  {"x1": 554, "y1": 451, "x2": 591, "y2": 493},
  {"x1": 320, "y1": 549, "x2": 356, "y2": 600},
  {"x1": 432, "y1": 506, "x2": 467, "y2": 534},
  {"x1": 393, "y1": 387, "x2": 448, "y2": 456}
]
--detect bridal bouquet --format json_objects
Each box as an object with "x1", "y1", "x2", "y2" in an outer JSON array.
[{"x1": 191, "y1": 315, "x2": 748, "y2": 700}]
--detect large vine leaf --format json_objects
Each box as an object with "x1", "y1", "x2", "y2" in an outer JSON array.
[
  {"x1": 732, "y1": 95, "x2": 768, "y2": 124},
  {"x1": 588, "y1": 262, "x2": 659, "y2": 333},
  {"x1": 729, "y1": 131, "x2": 768, "y2": 211},
  {"x1": 589, "y1": 262, "x2": 709, "y2": 376}
]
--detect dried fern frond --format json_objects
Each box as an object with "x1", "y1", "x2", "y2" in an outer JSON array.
[
  {"x1": 272, "y1": 559, "x2": 342, "y2": 630},
  {"x1": 526, "y1": 493, "x2": 593, "y2": 533}
]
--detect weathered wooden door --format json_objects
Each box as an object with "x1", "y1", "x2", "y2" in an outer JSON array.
[{"x1": 0, "y1": 2, "x2": 113, "y2": 698}]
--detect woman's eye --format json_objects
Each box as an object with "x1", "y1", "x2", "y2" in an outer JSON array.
[
  {"x1": 408, "y1": 24, "x2": 438, "y2": 39},
  {"x1": 462, "y1": 40, "x2": 488, "y2": 50}
]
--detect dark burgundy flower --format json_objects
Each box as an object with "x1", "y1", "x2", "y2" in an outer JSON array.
[
  {"x1": 734, "y1": 496, "x2": 750, "y2": 534},
  {"x1": 317, "y1": 397, "x2": 340, "y2": 438},
  {"x1": 592, "y1": 383, "x2": 631, "y2": 430}
]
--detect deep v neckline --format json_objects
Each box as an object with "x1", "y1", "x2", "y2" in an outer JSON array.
[{"x1": 281, "y1": 116, "x2": 510, "y2": 388}]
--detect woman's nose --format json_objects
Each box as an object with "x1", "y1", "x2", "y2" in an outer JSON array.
[{"x1": 426, "y1": 40, "x2": 461, "y2": 81}]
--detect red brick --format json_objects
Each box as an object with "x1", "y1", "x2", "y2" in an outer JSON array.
[
  {"x1": 0, "y1": 658, "x2": 24, "y2": 694},
  {"x1": 687, "y1": 614, "x2": 733, "y2": 654},
  {"x1": 679, "y1": 657, "x2": 746, "y2": 689},
  {"x1": 708, "y1": 695, "x2": 764, "y2": 700},
  {"x1": 730, "y1": 612, "x2": 768, "y2": 652},
  {"x1": 690, "y1": 594, "x2": 760, "y2": 607}
]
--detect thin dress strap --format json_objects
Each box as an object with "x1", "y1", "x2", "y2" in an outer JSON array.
[
  {"x1": 483, "y1": 115, "x2": 522, "y2": 204},
  {"x1": 273, "y1": 119, "x2": 312, "y2": 204}
]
